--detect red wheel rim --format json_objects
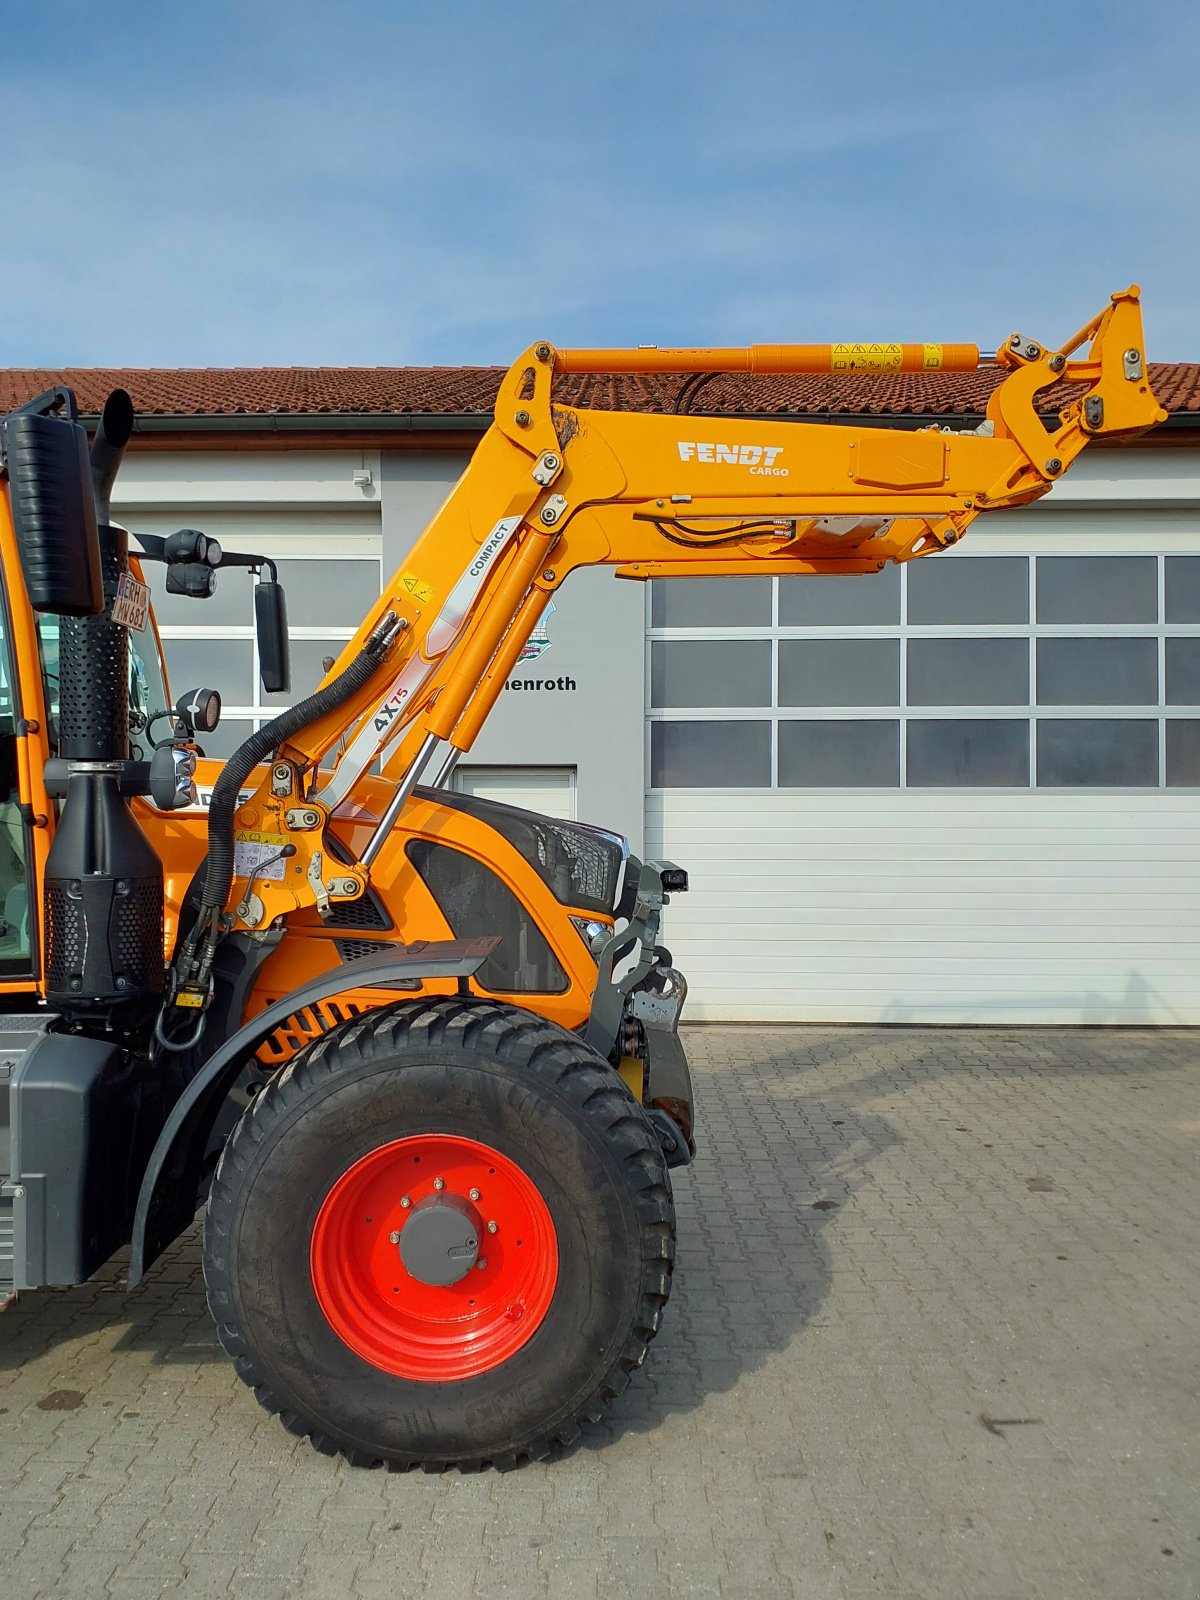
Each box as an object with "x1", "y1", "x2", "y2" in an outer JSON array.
[{"x1": 310, "y1": 1134, "x2": 558, "y2": 1381}]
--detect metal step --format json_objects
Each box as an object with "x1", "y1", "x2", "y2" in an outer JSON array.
[
  {"x1": 0, "y1": 1014, "x2": 56, "y2": 1296},
  {"x1": 0, "y1": 1190, "x2": 12, "y2": 1300},
  {"x1": 1, "y1": 1014, "x2": 54, "y2": 1177}
]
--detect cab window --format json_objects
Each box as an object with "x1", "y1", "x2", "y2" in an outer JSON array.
[{"x1": 0, "y1": 602, "x2": 32, "y2": 974}]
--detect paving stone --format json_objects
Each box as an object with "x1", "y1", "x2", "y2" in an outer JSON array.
[{"x1": 1, "y1": 1025, "x2": 1197, "y2": 1600}]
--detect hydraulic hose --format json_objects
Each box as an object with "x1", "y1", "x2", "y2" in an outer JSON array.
[{"x1": 200, "y1": 628, "x2": 396, "y2": 916}]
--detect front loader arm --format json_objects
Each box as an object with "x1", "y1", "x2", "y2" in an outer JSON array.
[{"x1": 213, "y1": 287, "x2": 1164, "y2": 936}]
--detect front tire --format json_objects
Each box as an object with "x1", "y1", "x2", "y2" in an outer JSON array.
[{"x1": 202, "y1": 997, "x2": 675, "y2": 1469}]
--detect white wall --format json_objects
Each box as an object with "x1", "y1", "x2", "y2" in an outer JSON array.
[{"x1": 113, "y1": 449, "x2": 383, "y2": 511}]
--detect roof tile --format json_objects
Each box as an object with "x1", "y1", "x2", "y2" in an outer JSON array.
[{"x1": 0, "y1": 363, "x2": 1195, "y2": 422}]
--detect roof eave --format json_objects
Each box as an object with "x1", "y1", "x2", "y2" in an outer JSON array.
[
  {"x1": 119, "y1": 410, "x2": 492, "y2": 434},
  {"x1": 74, "y1": 406, "x2": 1197, "y2": 439}
]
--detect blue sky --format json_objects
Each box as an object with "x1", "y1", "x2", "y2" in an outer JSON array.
[{"x1": 3, "y1": 1, "x2": 1196, "y2": 367}]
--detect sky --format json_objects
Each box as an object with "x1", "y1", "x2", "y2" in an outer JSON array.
[{"x1": 2, "y1": 1, "x2": 1197, "y2": 368}]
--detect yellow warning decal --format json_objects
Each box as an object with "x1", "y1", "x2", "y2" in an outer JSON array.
[
  {"x1": 922, "y1": 344, "x2": 945, "y2": 369},
  {"x1": 175, "y1": 991, "x2": 205, "y2": 1009},
  {"x1": 831, "y1": 343, "x2": 903, "y2": 371},
  {"x1": 401, "y1": 572, "x2": 435, "y2": 605},
  {"x1": 232, "y1": 831, "x2": 290, "y2": 883}
]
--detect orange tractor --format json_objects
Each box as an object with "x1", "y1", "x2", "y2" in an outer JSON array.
[{"x1": 0, "y1": 289, "x2": 1163, "y2": 1467}]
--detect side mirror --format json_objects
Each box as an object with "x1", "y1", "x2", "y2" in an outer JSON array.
[
  {"x1": 2, "y1": 403, "x2": 103, "y2": 616},
  {"x1": 255, "y1": 579, "x2": 290, "y2": 694}
]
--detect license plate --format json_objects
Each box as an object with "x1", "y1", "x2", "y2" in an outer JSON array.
[{"x1": 111, "y1": 572, "x2": 150, "y2": 631}]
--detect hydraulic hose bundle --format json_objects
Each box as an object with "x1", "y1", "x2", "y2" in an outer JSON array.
[{"x1": 160, "y1": 618, "x2": 401, "y2": 1047}]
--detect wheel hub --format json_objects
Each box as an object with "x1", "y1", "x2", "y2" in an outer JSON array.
[
  {"x1": 309, "y1": 1133, "x2": 559, "y2": 1381},
  {"x1": 397, "y1": 1192, "x2": 481, "y2": 1286}
]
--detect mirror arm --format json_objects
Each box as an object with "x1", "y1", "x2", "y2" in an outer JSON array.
[
  {"x1": 131, "y1": 532, "x2": 168, "y2": 562},
  {"x1": 212, "y1": 550, "x2": 278, "y2": 580},
  {"x1": 129, "y1": 535, "x2": 276, "y2": 583}
]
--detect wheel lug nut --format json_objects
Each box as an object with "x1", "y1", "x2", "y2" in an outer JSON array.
[
  {"x1": 477, "y1": 1259, "x2": 487, "y2": 1270},
  {"x1": 433, "y1": 1177, "x2": 445, "y2": 1191},
  {"x1": 469, "y1": 1187, "x2": 481, "y2": 1201},
  {"x1": 389, "y1": 1230, "x2": 401, "y2": 1244},
  {"x1": 400, "y1": 1195, "x2": 411, "y2": 1209},
  {"x1": 487, "y1": 1221, "x2": 498, "y2": 1234}
]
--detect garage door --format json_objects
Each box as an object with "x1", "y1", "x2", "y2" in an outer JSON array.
[
  {"x1": 454, "y1": 765, "x2": 577, "y2": 819},
  {"x1": 645, "y1": 535, "x2": 1200, "y2": 1024},
  {"x1": 137, "y1": 513, "x2": 383, "y2": 758}
]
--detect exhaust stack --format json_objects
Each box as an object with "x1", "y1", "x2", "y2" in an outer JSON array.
[
  {"x1": 44, "y1": 390, "x2": 164, "y2": 1017},
  {"x1": 58, "y1": 390, "x2": 135, "y2": 761}
]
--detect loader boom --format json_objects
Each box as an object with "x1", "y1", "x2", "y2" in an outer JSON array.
[{"x1": 197, "y1": 287, "x2": 1163, "y2": 943}]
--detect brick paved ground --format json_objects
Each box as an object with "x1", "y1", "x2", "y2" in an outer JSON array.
[{"x1": 1, "y1": 1025, "x2": 1197, "y2": 1599}]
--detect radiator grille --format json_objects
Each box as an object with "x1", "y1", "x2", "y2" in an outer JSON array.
[{"x1": 325, "y1": 891, "x2": 391, "y2": 931}]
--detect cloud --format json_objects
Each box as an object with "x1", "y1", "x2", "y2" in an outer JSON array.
[{"x1": 1, "y1": 0, "x2": 1196, "y2": 365}]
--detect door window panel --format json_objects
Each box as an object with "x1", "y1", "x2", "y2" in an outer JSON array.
[
  {"x1": 262, "y1": 640, "x2": 353, "y2": 704},
  {"x1": 1165, "y1": 638, "x2": 1200, "y2": 705},
  {"x1": 907, "y1": 638, "x2": 1028, "y2": 706},
  {"x1": 907, "y1": 557, "x2": 1028, "y2": 625},
  {"x1": 145, "y1": 562, "x2": 252, "y2": 627},
  {"x1": 908, "y1": 719, "x2": 1029, "y2": 787},
  {"x1": 778, "y1": 639, "x2": 899, "y2": 706},
  {"x1": 778, "y1": 566, "x2": 899, "y2": 626},
  {"x1": 154, "y1": 545, "x2": 383, "y2": 760},
  {"x1": 650, "y1": 640, "x2": 770, "y2": 708},
  {"x1": 651, "y1": 578, "x2": 772, "y2": 628},
  {"x1": 1164, "y1": 556, "x2": 1200, "y2": 623},
  {"x1": 1166, "y1": 720, "x2": 1200, "y2": 786},
  {"x1": 1036, "y1": 719, "x2": 1158, "y2": 787},
  {"x1": 777, "y1": 720, "x2": 899, "y2": 786},
  {"x1": 195, "y1": 718, "x2": 257, "y2": 761},
  {"x1": 164, "y1": 639, "x2": 255, "y2": 710},
  {"x1": 650, "y1": 721, "x2": 770, "y2": 787},
  {"x1": 1037, "y1": 637, "x2": 1158, "y2": 706},
  {"x1": 1036, "y1": 556, "x2": 1157, "y2": 624},
  {"x1": 273, "y1": 559, "x2": 384, "y2": 628}
]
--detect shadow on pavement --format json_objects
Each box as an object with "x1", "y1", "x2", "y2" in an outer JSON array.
[
  {"x1": 571, "y1": 1019, "x2": 1191, "y2": 1456},
  {"x1": 1, "y1": 1022, "x2": 1189, "y2": 1453}
]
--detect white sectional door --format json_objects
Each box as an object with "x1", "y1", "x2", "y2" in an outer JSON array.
[
  {"x1": 646, "y1": 516, "x2": 1200, "y2": 1024},
  {"x1": 454, "y1": 765, "x2": 577, "y2": 819}
]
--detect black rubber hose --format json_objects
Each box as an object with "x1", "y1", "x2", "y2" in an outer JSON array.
[{"x1": 201, "y1": 635, "x2": 394, "y2": 914}]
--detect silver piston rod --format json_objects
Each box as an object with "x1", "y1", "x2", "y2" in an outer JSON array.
[{"x1": 359, "y1": 732, "x2": 440, "y2": 868}]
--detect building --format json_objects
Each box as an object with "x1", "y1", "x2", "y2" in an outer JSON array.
[{"x1": 2, "y1": 361, "x2": 1198, "y2": 1024}]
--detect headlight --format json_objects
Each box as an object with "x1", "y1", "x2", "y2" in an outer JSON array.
[{"x1": 570, "y1": 917, "x2": 610, "y2": 955}]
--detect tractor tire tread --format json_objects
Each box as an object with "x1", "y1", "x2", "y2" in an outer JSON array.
[{"x1": 204, "y1": 996, "x2": 675, "y2": 1471}]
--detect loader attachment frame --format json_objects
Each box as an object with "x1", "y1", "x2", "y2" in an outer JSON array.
[{"x1": 163, "y1": 288, "x2": 1162, "y2": 994}]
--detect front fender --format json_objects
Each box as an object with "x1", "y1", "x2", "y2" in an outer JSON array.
[{"x1": 128, "y1": 938, "x2": 497, "y2": 1284}]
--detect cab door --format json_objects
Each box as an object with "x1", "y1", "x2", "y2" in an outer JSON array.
[{"x1": 0, "y1": 593, "x2": 35, "y2": 983}]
